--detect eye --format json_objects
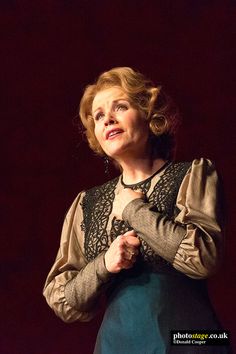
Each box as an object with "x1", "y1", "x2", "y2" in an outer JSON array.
[
  {"x1": 94, "y1": 111, "x2": 104, "y2": 121},
  {"x1": 115, "y1": 103, "x2": 128, "y2": 111}
]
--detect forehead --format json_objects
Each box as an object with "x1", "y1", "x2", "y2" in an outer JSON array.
[{"x1": 92, "y1": 87, "x2": 127, "y2": 112}]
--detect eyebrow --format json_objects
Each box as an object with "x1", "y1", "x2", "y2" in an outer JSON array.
[{"x1": 92, "y1": 98, "x2": 128, "y2": 115}]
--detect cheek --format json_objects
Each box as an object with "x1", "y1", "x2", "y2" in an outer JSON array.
[
  {"x1": 132, "y1": 118, "x2": 149, "y2": 135},
  {"x1": 135, "y1": 122, "x2": 150, "y2": 144},
  {"x1": 94, "y1": 125, "x2": 104, "y2": 146},
  {"x1": 94, "y1": 125, "x2": 100, "y2": 140}
]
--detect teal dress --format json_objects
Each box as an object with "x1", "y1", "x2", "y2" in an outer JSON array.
[
  {"x1": 80, "y1": 162, "x2": 229, "y2": 354},
  {"x1": 94, "y1": 268, "x2": 227, "y2": 354}
]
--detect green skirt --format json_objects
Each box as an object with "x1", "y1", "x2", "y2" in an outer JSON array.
[{"x1": 94, "y1": 268, "x2": 230, "y2": 354}]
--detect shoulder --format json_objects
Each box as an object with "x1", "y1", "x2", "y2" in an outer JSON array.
[
  {"x1": 81, "y1": 176, "x2": 120, "y2": 206},
  {"x1": 163, "y1": 158, "x2": 218, "y2": 190},
  {"x1": 175, "y1": 158, "x2": 220, "y2": 200},
  {"x1": 162, "y1": 160, "x2": 192, "y2": 183},
  {"x1": 186, "y1": 158, "x2": 217, "y2": 177},
  {"x1": 84, "y1": 176, "x2": 119, "y2": 196},
  {"x1": 65, "y1": 176, "x2": 120, "y2": 219},
  {"x1": 191, "y1": 158, "x2": 215, "y2": 168},
  {"x1": 172, "y1": 158, "x2": 216, "y2": 175}
]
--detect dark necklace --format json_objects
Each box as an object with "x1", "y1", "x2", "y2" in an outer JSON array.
[{"x1": 121, "y1": 161, "x2": 170, "y2": 192}]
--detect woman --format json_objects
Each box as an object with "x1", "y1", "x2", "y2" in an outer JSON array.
[{"x1": 43, "y1": 67, "x2": 229, "y2": 353}]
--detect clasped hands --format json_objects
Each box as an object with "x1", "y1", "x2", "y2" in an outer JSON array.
[
  {"x1": 105, "y1": 188, "x2": 145, "y2": 273},
  {"x1": 104, "y1": 230, "x2": 140, "y2": 273}
]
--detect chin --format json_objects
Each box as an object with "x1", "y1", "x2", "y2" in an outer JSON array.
[
  {"x1": 103, "y1": 144, "x2": 128, "y2": 158},
  {"x1": 105, "y1": 146, "x2": 131, "y2": 160}
]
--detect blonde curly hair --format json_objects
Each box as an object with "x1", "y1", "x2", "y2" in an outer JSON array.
[{"x1": 79, "y1": 67, "x2": 179, "y2": 160}]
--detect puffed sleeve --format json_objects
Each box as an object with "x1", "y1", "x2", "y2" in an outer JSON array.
[
  {"x1": 122, "y1": 158, "x2": 224, "y2": 279},
  {"x1": 43, "y1": 192, "x2": 113, "y2": 323}
]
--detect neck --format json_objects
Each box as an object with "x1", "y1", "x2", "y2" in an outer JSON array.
[{"x1": 118, "y1": 156, "x2": 167, "y2": 185}]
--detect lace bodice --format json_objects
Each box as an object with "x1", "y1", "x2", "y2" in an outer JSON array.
[{"x1": 81, "y1": 162, "x2": 191, "y2": 268}]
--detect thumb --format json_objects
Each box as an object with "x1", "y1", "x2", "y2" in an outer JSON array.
[{"x1": 123, "y1": 229, "x2": 137, "y2": 237}]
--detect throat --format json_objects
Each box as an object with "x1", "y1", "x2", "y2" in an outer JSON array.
[{"x1": 121, "y1": 159, "x2": 168, "y2": 185}]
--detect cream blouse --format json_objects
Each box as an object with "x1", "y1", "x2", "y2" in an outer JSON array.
[{"x1": 43, "y1": 158, "x2": 224, "y2": 323}]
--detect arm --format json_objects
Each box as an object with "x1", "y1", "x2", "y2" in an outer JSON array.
[
  {"x1": 43, "y1": 193, "x2": 113, "y2": 323},
  {"x1": 122, "y1": 159, "x2": 224, "y2": 279}
]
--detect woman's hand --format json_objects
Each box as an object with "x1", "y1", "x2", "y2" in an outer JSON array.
[
  {"x1": 113, "y1": 188, "x2": 145, "y2": 220},
  {"x1": 105, "y1": 230, "x2": 140, "y2": 273}
]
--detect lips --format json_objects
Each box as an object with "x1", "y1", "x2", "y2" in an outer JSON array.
[{"x1": 106, "y1": 128, "x2": 123, "y2": 140}]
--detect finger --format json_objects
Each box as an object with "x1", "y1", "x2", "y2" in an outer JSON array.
[
  {"x1": 123, "y1": 248, "x2": 138, "y2": 261},
  {"x1": 116, "y1": 234, "x2": 140, "y2": 249},
  {"x1": 123, "y1": 229, "x2": 136, "y2": 237},
  {"x1": 128, "y1": 254, "x2": 137, "y2": 264},
  {"x1": 126, "y1": 245, "x2": 139, "y2": 256},
  {"x1": 125, "y1": 236, "x2": 141, "y2": 247},
  {"x1": 124, "y1": 250, "x2": 134, "y2": 261},
  {"x1": 119, "y1": 259, "x2": 135, "y2": 270}
]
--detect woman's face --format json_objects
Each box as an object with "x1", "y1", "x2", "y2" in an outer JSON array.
[{"x1": 92, "y1": 87, "x2": 150, "y2": 162}]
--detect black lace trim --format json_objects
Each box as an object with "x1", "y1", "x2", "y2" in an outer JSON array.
[
  {"x1": 137, "y1": 162, "x2": 191, "y2": 268},
  {"x1": 121, "y1": 161, "x2": 169, "y2": 191},
  {"x1": 149, "y1": 162, "x2": 192, "y2": 217},
  {"x1": 81, "y1": 162, "x2": 191, "y2": 269},
  {"x1": 81, "y1": 177, "x2": 119, "y2": 261}
]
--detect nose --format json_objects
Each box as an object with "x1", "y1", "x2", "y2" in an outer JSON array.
[{"x1": 104, "y1": 111, "x2": 117, "y2": 126}]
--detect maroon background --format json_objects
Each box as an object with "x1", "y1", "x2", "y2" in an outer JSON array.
[{"x1": 1, "y1": 1, "x2": 236, "y2": 353}]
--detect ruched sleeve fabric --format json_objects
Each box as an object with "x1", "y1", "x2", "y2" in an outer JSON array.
[
  {"x1": 43, "y1": 192, "x2": 113, "y2": 323},
  {"x1": 122, "y1": 158, "x2": 223, "y2": 279}
]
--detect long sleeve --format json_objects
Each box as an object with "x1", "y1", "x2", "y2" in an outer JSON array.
[
  {"x1": 43, "y1": 192, "x2": 113, "y2": 323},
  {"x1": 122, "y1": 158, "x2": 224, "y2": 279}
]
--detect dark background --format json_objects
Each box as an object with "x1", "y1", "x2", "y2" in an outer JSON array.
[{"x1": 1, "y1": 1, "x2": 236, "y2": 353}]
